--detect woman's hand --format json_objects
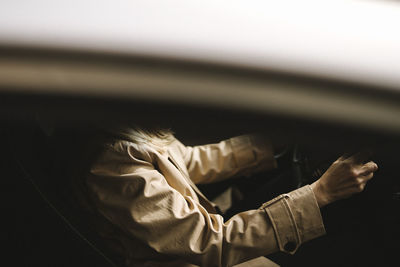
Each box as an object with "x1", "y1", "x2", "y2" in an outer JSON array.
[{"x1": 310, "y1": 151, "x2": 378, "y2": 208}]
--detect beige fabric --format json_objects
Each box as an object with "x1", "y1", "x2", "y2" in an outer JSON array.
[{"x1": 84, "y1": 135, "x2": 325, "y2": 267}]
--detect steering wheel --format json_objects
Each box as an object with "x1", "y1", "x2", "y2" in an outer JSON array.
[{"x1": 275, "y1": 144, "x2": 328, "y2": 189}]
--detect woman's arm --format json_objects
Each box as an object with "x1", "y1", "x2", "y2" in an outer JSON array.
[
  {"x1": 86, "y1": 141, "x2": 324, "y2": 267},
  {"x1": 174, "y1": 135, "x2": 277, "y2": 184}
]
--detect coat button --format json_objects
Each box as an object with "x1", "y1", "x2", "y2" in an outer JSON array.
[{"x1": 284, "y1": 241, "x2": 297, "y2": 252}]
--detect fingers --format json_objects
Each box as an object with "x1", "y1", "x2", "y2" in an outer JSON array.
[
  {"x1": 357, "y1": 171, "x2": 374, "y2": 183},
  {"x1": 352, "y1": 163, "x2": 376, "y2": 194},
  {"x1": 359, "y1": 161, "x2": 378, "y2": 175},
  {"x1": 338, "y1": 150, "x2": 370, "y2": 162},
  {"x1": 338, "y1": 152, "x2": 353, "y2": 161},
  {"x1": 347, "y1": 150, "x2": 373, "y2": 164},
  {"x1": 352, "y1": 172, "x2": 374, "y2": 193}
]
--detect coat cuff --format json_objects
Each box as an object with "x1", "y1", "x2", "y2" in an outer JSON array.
[
  {"x1": 229, "y1": 135, "x2": 277, "y2": 172},
  {"x1": 260, "y1": 185, "x2": 326, "y2": 254}
]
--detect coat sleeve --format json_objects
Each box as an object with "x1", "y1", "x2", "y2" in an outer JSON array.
[
  {"x1": 174, "y1": 135, "x2": 278, "y2": 184},
  {"x1": 87, "y1": 141, "x2": 325, "y2": 267}
]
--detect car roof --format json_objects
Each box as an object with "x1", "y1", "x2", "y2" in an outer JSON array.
[
  {"x1": 1, "y1": 1, "x2": 400, "y2": 137},
  {"x1": 1, "y1": 0, "x2": 400, "y2": 90}
]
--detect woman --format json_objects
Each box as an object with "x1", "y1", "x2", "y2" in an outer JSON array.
[{"x1": 75, "y1": 126, "x2": 378, "y2": 267}]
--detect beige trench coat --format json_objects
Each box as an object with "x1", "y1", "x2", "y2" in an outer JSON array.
[{"x1": 85, "y1": 135, "x2": 325, "y2": 267}]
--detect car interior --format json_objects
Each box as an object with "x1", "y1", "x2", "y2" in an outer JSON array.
[{"x1": 2, "y1": 48, "x2": 400, "y2": 267}]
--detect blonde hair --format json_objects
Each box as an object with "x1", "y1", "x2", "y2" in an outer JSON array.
[{"x1": 101, "y1": 125, "x2": 174, "y2": 148}]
